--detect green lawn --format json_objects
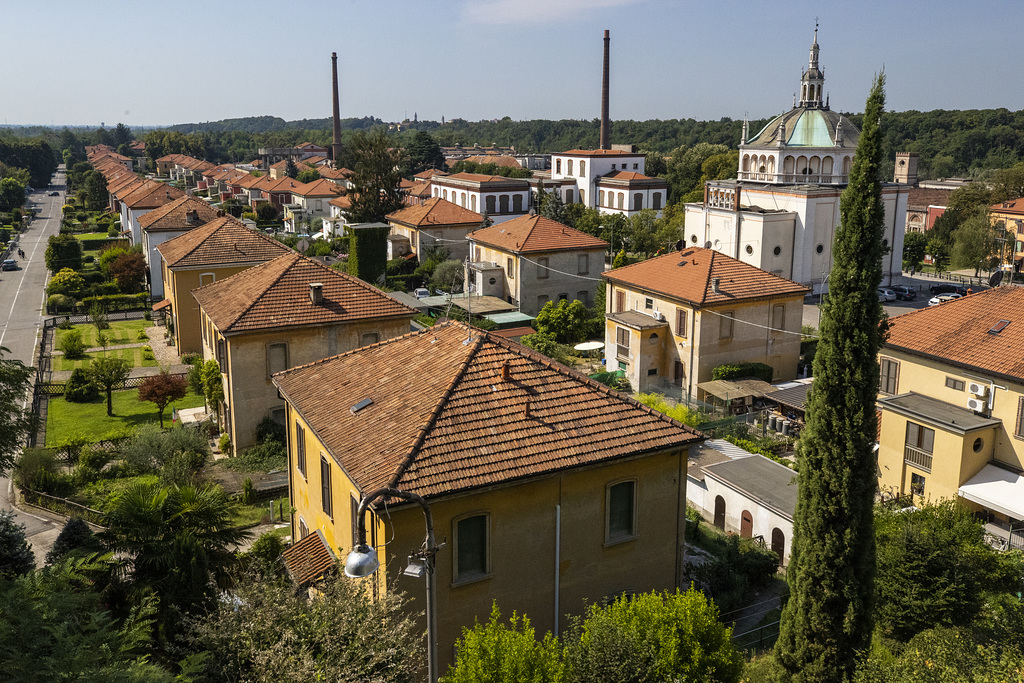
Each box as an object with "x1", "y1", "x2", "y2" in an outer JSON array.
[
  {"x1": 56, "y1": 319, "x2": 150, "y2": 348},
  {"x1": 69, "y1": 474, "x2": 160, "y2": 511},
  {"x1": 46, "y1": 389, "x2": 206, "y2": 445},
  {"x1": 77, "y1": 232, "x2": 118, "y2": 256},
  {"x1": 53, "y1": 347, "x2": 157, "y2": 372},
  {"x1": 230, "y1": 496, "x2": 291, "y2": 528}
]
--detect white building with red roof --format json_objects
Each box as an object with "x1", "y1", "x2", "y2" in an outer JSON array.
[{"x1": 550, "y1": 148, "x2": 667, "y2": 218}]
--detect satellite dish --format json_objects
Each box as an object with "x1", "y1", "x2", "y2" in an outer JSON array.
[
  {"x1": 704, "y1": 241, "x2": 712, "y2": 250},
  {"x1": 989, "y1": 270, "x2": 1004, "y2": 288}
]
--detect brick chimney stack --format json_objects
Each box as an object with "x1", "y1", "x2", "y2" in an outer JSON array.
[
  {"x1": 331, "y1": 52, "x2": 343, "y2": 164},
  {"x1": 600, "y1": 30, "x2": 610, "y2": 150}
]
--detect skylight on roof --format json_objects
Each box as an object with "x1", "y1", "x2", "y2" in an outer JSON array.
[
  {"x1": 350, "y1": 398, "x2": 374, "y2": 415},
  {"x1": 988, "y1": 319, "x2": 1011, "y2": 335}
]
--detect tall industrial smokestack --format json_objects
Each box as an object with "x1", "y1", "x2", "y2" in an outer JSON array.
[
  {"x1": 599, "y1": 30, "x2": 610, "y2": 150},
  {"x1": 331, "y1": 52, "x2": 342, "y2": 164}
]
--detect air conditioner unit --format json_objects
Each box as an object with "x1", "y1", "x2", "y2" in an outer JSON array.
[
  {"x1": 652, "y1": 311, "x2": 666, "y2": 322},
  {"x1": 968, "y1": 382, "x2": 989, "y2": 398},
  {"x1": 966, "y1": 397, "x2": 986, "y2": 412}
]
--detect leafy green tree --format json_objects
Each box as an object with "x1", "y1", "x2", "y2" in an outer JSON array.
[
  {"x1": 58, "y1": 328, "x2": 87, "y2": 359},
  {"x1": 855, "y1": 627, "x2": 1024, "y2": 683},
  {"x1": 535, "y1": 299, "x2": 599, "y2": 344},
  {"x1": 296, "y1": 167, "x2": 320, "y2": 183},
  {"x1": 183, "y1": 572, "x2": 419, "y2": 683},
  {"x1": 901, "y1": 231, "x2": 928, "y2": 271},
  {"x1": 564, "y1": 589, "x2": 742, "y2": 683},
  {"x1": 625, "y1": 209, "x2": 660, "y2": 256},
  {"x1": 45, "y1": 234, "x2": 84, "y2": 272},
  {"x1": 520, "y1": 331, "x2": 571, "y2": 365},
  {"x1": 255, "y1": 202, "x2": 279, "y2": 222},
  {"x1": 405, "y1": 130, "x2": 445, "y2": 175},
  {"x1": 665, "y1": 142, "x2": 728, "y2": 204},
  {"x1": 284, "y1": 157, "x2": 298, "y2": 178},
  {"x1": 344, "y1": 129, "x2": 406, "y2": 224},
  {"x1": 951, "y1": 210, "x2": 1003, "y2": 275},
  {"x1": 83, "y1": 170, "x2": 108, "y2": 210},
  {"x1": 0, "y1": 555, "x2": 179, "y2": 681},
  {"x1": 429, "y1": 259, "x2": 464, "y2": 294},
  {"x1": 538, "y1": 189, "x2": 565, "y2": 223},
  {"x1": 927, "y1": 236, "x2": 951, "y2": 273},
  {"x1": 446, "y1": 602, "x2": 565, "y2": 683},
  {"x1": 45, "y1": 517, "x2": 103, "y2": 565},
  {"x1": 0, "y1": 177, "x2": 25, "y2": 212},
  {"x1": 137, "y1": 370, "x2": 188, "y2": 428},
  {"x1": 200, "y1": 359, "x2": 224, "y2": 406},
  {"x1": 774, "y1": 74, "x2": 888, "y2": 682},
  {"x1": 46, "y1": 268, "x2": 86, "y2": 297},
  {"x1": 88, "y1": 356, "x2": 132, "y2": 416},
  {"x1": 64, "y1": 366, "x2": 99, "y2": 401},
  {"x1": 874, "y1": 501, "x2": 1017, "y2": 641},
  {"x1": 611, "y1": 249, "x2": 626, "y2": 269},
  {"x1": 108, "y1": 251, "x2": 147, "y2": 293},
  {"x1": 100, "y1": 482, "x2": 249, "y2": 636},
  {"x1": 0, "y1": 348, "x2": 33, "y2": 476},
  {"x1": 0, "y1": 510, "x2": 34, "y2": 578},
  {"x1": 643, "y1": 150, "x2": 668, "y2": 177}
]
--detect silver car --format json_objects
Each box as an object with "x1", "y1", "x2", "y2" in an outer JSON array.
[{"x1": 877, "y1": 288, "x2": 897, "y2": 302}]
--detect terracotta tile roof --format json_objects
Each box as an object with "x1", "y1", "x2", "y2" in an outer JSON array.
[
  {"x1": 317, "y1": 166, "x2": 349, "y2": 180},
  {"x1": 990, "y1": 197, "x2": 1024, "y2": 216},
  {"x1": 386, "y1": 197, "x2": 483, "y2": 228},
  {"x1": 270, "y1": 159, "x2": 314, "y2": 173},
  {"x1": 462, "y1": 155, "x2": 522, "y2": 168},
  {"x1": 274, "y1": 322, "x2": 704, "y2": 500},
  {"x1": 399, "y1": 178, "x2": 417, "y2": 189},
  {"x1": 884, "y1": 286, "x2": 1024, "y2": 382},
  {"x1": 467, "y1": 215, "x2": 607, "y2": 254},
  {"x1": 281, "y1": 530, "x2": 336, "y2": 586},
  {"x1": 442, "y1": 172, "x2": 526, "y2": 185},
  {"x1": 193, "y1": 253, "x2": 417, "y2": 335},
  {"x1": 305, "y1": 155, "x2": 328, "y2": 165},
  {"x1": 328, "y1": 195, "x2": 352, "y2": 210},
  {"x1": 157, "y1": 216, "x2": 292, "y2": 269},
  {"x1": 413, "y1": 169, "x2": 448, "y2": 180},
  {"x1": 138, "y1": 196, "x2": 220, "y2": 232},
  {"x1": 603, "y1": 248, "x2": 809, "y2": 306},
  {"x1": 109, "y1": 175, "x2": 146, "y2": 196},
  {"x1": 596, "y1": 170, "x2": 663, "y2": 182},
  {"x1": 559, "y1": 149, "x2": 644, "y2": 157},
  {"x1": 406, "y1": 181, "x2": 432, "y2": 198},
  {"x1": 907, "y1": 186, "x2": 954, "y2": 208},
  {"x1": 291, "y1": 178, "x2": 344, "y2": 198},
  {"x1": 121, "y1": 181, "x2": 184, "y2": 209}
]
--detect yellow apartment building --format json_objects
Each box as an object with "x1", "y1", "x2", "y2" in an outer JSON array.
[
  {"x1": 877, "y1": 286, "x2": 1024, "y2": 543},
  {"x1": 602, "y1": 247, "x2": 810, "y2": 398},
  {"x1": 156, "y1": 217, "x2": 291, "y2": 355},
  {"x1": 273, "y1": 322, "x2": 704, "y2": 673},
  {"x1": 192, "y1": 253, "x2": 416, "y2": 452}
]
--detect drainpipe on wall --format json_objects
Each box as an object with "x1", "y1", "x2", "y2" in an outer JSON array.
[
  {"x1": 554, "y1": 505, "x2": 561, "y2": 636},
  {"x1": 734, "y1": 184, "x2": 742, "y2": 259},
  {"x1": 686, "y1": 307, "x2": 697, "y2": 405}
]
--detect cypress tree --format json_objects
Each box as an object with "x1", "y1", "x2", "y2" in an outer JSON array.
[{"x1": 773, "y1": 73, "x2": 887, "y2": 682}]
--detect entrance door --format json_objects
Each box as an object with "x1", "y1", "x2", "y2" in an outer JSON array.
[
  {"x1": 771, "y1": 528, "x2": 785, "y2": 565},
  {"x1": 673, "y1": 361, "x2": 684, "y2": 387},
  {"x1": 713, "y1": 496, "x2": 726, "y2": 529},
  {"x1": 740, "y1": 510, "x2": 753, "y2": 538}
]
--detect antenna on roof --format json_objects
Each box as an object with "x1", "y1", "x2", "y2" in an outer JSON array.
[{"x1": 462, "y1": 255, "x2": 474, "y2": 345}]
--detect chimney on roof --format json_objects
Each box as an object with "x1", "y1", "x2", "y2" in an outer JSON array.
[
  {"x1": 186, "y1": 209, "x2": 199, "y2": 225},
  {"x1": 600, "y1": 30, "x2": 611, "y2": 150},
  {"x1": 309, "y1": 282, "x2": 324, "y2": 305},
  {"x1": 216, "y1": 209, "x2": 225, "y2": 218},
  {"x1": 711, "y1": 277, "x2": 721, "y2": 293},
  {"x1": 501, "y1": 361, "x2": 511, "y2": 381},
  {"x1": 331, "y1": 52, "x2": 343, "y2": 165}
]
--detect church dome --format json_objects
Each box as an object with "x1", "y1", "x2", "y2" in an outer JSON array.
[{"x1": 746, "y1": 107, "x2": 859, "y2": 149}]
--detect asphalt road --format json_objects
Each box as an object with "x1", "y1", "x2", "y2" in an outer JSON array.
[{"x1": 0, "y1": 168, "x2": 67, "y2": 565}]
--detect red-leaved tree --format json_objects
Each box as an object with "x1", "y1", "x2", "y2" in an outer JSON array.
[{"x1": 138, "y1": 370, "x2": 188, "y2": 428}]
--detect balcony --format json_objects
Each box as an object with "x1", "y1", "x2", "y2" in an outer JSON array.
[{"x1": 904, "y1": 444, "x2": 932, "y2": 473}]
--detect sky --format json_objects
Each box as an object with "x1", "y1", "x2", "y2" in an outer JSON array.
[{"x1": 3, "y1": 0, "x2": 1023, "y2": 128}]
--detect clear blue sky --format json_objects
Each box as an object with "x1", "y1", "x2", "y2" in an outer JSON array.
[{"x1": 4, "y1": 0, "x2": 1022, "y2": 127}]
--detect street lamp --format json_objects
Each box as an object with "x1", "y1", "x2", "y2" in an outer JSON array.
[{"x1": 345, "y1": 487, "x2": 441, "y2": 683}]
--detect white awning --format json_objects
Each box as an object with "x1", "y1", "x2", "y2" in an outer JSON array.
[{"x1": 958, "y1": 464, "x2": 1024, "y2": 519}]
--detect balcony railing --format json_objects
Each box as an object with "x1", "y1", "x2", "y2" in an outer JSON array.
[{"x1": 904, "y1": 444, "x2": 932, "y2": 472}]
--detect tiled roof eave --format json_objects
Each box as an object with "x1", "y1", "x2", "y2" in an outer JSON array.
[
  {"x1": 602, "y1": 275, "x2": 808, "y2": 307},
  {"x1": 219, "y1": 309, "x2": 416, "y2": 336}
]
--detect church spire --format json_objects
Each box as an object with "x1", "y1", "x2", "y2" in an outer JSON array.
[{"x1": 799, "y1": 22, "x2": 825, "y2": 108}]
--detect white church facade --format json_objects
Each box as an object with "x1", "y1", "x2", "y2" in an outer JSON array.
[{"x1": 684, "y1": 30, "x2": 907, "y2": 294}]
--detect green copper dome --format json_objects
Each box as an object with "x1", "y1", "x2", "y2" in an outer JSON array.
[{"x1": 746, "y1": 107, "x2": 859, "y2": 149}]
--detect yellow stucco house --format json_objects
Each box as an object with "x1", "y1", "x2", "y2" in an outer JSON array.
[
  {"x1": 192, "y1": 253, "x2": 417, "y2": 452},
  {"x1": 876, "y1": 286, "x2": 1024, "y2": 546},
  {"x1": 466, "y1": 214, "x2": 609, "y2": 314},
  {"x1": 385, "y1": 196, "x2": 484, "y2": 263},
  {"x1": 156, "y1": 216, "x2": 292, "y2": 356},
  {"x1": 602, "y1": 247, "x2": 810, "y2": 399},
  {"x1": 272, "y1": 321, "x2": 704, "y2": 673},
  {"x1": 989, "y1": 197, "x2": 1024, "y2": 270}
]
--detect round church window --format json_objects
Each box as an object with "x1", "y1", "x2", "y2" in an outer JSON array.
[
  {"x1": 773, "y1": 246, "x2": 782, "y2": 256},
  {"x1": 691, "y1": 234, "x2": 698, "y2": 244},
  {"x1": 973, "y1": 437, "x2": 983, "y2": 453}
]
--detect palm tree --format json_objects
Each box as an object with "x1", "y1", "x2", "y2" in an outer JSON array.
[{"x1": 100, "y1": 482, "x2": 250, "y2": 635}]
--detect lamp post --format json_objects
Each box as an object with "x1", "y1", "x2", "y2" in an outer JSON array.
[{"x1": 345, "y1": 487, "x2": 441, "y2": 683}]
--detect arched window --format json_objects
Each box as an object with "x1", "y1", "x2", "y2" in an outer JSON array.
[
  {"x1": 822, "y1": 156, "x2": 834, "y2": 177},
  {"x1": 797, "y1": 156, "x2": 809, "y2": 174},
  {"x1": 485, "y1": 195, "x2": 495, "y2": 214},
  {"x1": 513, "y1": 194, "x2": 522, "y2": 212},
  {"x1": 565, "y1": 189, "x2": 574, "y2": 204},
  {"x1": 579, "y1": 189, "x2": 585, "y2": 205},
  {"x1": 471, "y1": 195, "x2": 477, "y2": 212},
  {"x1": 555, "y1": 159, "x2": 562, "y2": 174},
  {"x1": 580, "y1": 161, "x2": 586, "y2": 176},
  {"x1": 499, "y1": 195, "x2": 509, "y2": 213},
  {"x1": 460, "y1": 192, "x2": 466, "y2": 208},
  {"x1": 633, "y1": 193, "x2": 643, "y2": 211},
  {"x1": 567, "y1": 159, "x2": 574, "y2": 176},
  {"x1": 742, "y1": 155, "x2": 751, "y2": 172},
  {"x1": 714, "y1": 496, "x2": 726, "y2": 529},
  {"x1": 809, "y1": 156, "x2": 821, "y2": 174},
  {"x1": 652, "y1": 192, "x2": 662, "y2": 210},
  {"x1": 618, "y1": 193, "x2": 624, "y2": 210},
  {"x1": 842, "y1": 156, "x2": 852, "y2": 176},
  {"x1": 783, "y1": 156, "x2": 795, "y2": 175},
  {"x1": 599, "y1": 190, "x2": 605, "y2": 206},
  {"x1": 771, "y1": 528, "x2": 786, "y2": 565},
  {"x1": 443, "y1": 189, "x2": 448, "y2": 200}
]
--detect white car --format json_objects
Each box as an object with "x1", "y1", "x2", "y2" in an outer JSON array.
[
  {"x1": 877, "y1": 288, "x2": 897, "y2": 302},
  {"x1": 413, "y1": 288, "x2": 430, "y2": 299},
  {"x1": 928, "y1": 293, "x2": 962, "y2": 306}
]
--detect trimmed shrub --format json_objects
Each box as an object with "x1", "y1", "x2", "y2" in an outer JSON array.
[
  {"x1": 45, "y1": 517, "x2": 103, "y2": 565},
  {"x1": 57, "y1": 328, "x2": 87, "y2": 359},
  {"x1": 64, "y1": 367, "x2": 99, "y2": 402},
  {"x1": 711, "y1": 361, "x2": 775, "y2": 383},
  {"x1": 141, "y1": 346, "x2": 155, "y2": 361},
  {"x1": 255, "y1": 416, "x2": 285, "y2": 445}
]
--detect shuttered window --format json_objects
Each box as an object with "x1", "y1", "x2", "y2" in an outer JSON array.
[{"x1": 880, "y1": 358, "x2": 900, "y2": 395}]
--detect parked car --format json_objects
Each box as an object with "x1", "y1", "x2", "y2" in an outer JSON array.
[
  {"x1": 877, "y1": 288, "x2": 897, "y2": 302},
  {"x1": 49, "y1": 191, "x2": 59, "y2": 196},
  {"x1": 929, "y1": 282, "x2": 967, "y2": 296},
  {"x1": 928, "y1": 293, "x2": 962, "y2": 306},
  {"x1": 413, "y1": 288, "x2": 430, "y2": 299},
  {"x1": 890, "y1": 285, "x2": 916, "y2": 301},
  {"x1": 1, "y1": 259, "x2": 17, "y2": 271}
]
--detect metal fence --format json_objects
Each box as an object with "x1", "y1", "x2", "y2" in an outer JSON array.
[
  {"x1": 36, "y1": 372, "x2": 188, "y2": 397},
  {"x1": 20, "y1": 489, "x2": 105, "y2": 527}
]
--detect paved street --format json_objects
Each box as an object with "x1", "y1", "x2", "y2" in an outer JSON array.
[{"x1": 0, "y1": 168, "x2": 67, "y2": 564}]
